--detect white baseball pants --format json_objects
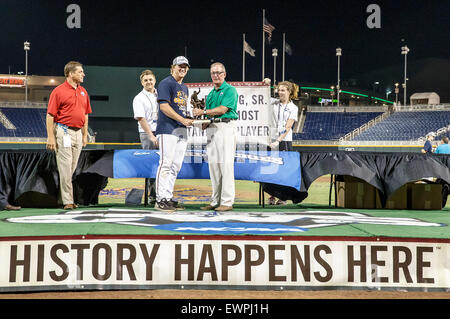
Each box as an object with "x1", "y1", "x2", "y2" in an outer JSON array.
[{"x1": 155, "y1": 133, "x2": 187, "y2": 201}]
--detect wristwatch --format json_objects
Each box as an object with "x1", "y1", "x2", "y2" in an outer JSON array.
[{"x1": 203, "y1": 110, "x2": 207, "y2": 115}]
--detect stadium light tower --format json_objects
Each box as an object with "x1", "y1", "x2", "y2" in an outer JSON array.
[
  {"x1": 272, "y1": 48, "x2": 278, "y2": 85},
  {"x1": 24, "y1": 41, "x2": 30, "y2": 104},
  {"x1": 401, "y1": 45, "x2": 409, "y2": 106},
  {"x1": 394, "y1": 82, "x2": 399, "y2": 105},
  {"x1": 336, "y1": 48, "x2": 342, "y2": 107}
]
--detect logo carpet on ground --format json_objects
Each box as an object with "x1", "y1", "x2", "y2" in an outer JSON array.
[{"x1": 4, "y1": 210, "x2": 444, "y2": 235}]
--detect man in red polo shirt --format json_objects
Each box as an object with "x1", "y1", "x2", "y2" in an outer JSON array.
[{"x1": 46, "y1": 61, "x2": 92, "y2": 209}]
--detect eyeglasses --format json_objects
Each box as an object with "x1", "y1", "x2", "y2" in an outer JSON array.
[{"x1": 210, "y1": 71, "x2": 224, "y2": 76}]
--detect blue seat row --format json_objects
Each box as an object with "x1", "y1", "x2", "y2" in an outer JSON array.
[
  {"x1": 0, "y1": 108, "x2": 47, "y2": 137},
  {"x1": 293, "y1": 112, "x2": 383, "y2": 140},
  {"x1": 353, "y1": 111, "x2": 450, "y2": 141}
]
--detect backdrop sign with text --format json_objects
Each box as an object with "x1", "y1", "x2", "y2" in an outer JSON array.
[
  {"x1": 186, "y1": 82, "x2": 272, "y2": 146},
  {"x1": 1, "y1": 238, "x2": 449, "y2": 292}
]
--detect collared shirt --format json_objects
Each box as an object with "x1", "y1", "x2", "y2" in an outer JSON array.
[
  {"x1": 435, "y1": 143, "x2": 450, "y2": 154},
  {"x1": 270, "y1": 98, "x2": 298, "y2": 142},
  {"x1": 205, "y1": 81, "x2": 238, "y2": 120},
  {"x1": 47, "y1": 81, "x2": 92, "y2": 128},
  {"x1": 133, "y1": 88, "x2": 158, "y2": 132}
]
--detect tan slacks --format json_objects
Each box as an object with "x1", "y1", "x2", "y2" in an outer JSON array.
[
  {"x1": 206, "y1": 121, "x2": 236, "y2": 207},
  {"x1": 54, "y1": 124, "x2": 83, "y2": 205}
]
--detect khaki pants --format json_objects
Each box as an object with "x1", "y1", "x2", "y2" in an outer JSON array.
[
  {"x1": 206, "y1": 121, "x2": 236, "y2": 207},
  {"x1": 55, "y1": 124, "x2": 83, "y2": 205}
]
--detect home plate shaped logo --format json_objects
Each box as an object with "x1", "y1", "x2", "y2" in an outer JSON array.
[{"x1": 4, "y1": 210, "x2": 444, "y2": 235}]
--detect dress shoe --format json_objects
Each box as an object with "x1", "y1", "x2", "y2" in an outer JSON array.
[
  {"x1": 170, "y1": 199, "x2": 184, "y2": 211},
  {"x1": 214, "y1": 205, "x2": 233, "y2": 212},
  {"x1": 63, "y1": 204, "x2": 77, "y2": 210},
  {"x1": 268, "y1": 196, "x2": 276, "y2": 205},
  {"x1": 5, "y1": 204, "x2": 21, "y2": 211},
  {"x1": 200, "y1": 204, "x2": 218, "y2": 211}
]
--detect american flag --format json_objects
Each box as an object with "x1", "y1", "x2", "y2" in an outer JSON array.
[{"x1": 263, "y1": 17, "x2": 275, "y2": 40}]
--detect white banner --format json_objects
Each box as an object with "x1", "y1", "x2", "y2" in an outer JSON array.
[
  {"x1": 186, "y1": 82, "x2": 271, "y2": 146},
  {"x1": 1, "y1": 238, "x2": 449, "y2": 291}
]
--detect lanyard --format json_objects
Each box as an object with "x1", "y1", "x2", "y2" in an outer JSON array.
[
  {"x1": 143, "y1": 91, "x2": 158, "y2": 122},
  {"x1": 277, "y1": 104, "x2": 290, "y2": 131},
  {"x1": 57, "y1": 122, "x2": 68, "y2": 134}
]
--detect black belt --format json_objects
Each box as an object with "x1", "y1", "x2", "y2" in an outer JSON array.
[
  {"x1": 211, "y1": 118, "x2": 237, "y2": 123},
  {"x1": 56, "y1": 123, "x2": 81, "y2": 131}
]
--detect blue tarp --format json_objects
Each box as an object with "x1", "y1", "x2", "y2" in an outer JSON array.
[{"x1": 113, "y1": 149, "x2": 301, "y2": 190}]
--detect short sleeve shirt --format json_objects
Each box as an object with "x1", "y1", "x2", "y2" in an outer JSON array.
[
  {"x1": 435, "y1": 143, "x2": 450, "y2": 154},
  {"x1": 423, "y1": 140, "x2": 433, "y2": 153},
  {"x1": 205, "y1": 81, "x2": 238, "y2": 120},
  {"x1": 271, "y1": 98, "x2": 298, "y2": 142},
  {"x1": 155, "y1": 75, "x2": 189, "y2": 135},
  {"x1": 47, "y1": 81, "x2": 92, "y2": 128},
  {"x1": 133, "y1": 89, "x2": 158, "y2": 132}
]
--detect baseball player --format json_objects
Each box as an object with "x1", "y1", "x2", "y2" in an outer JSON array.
[{"x1": 154, "y1": 56, "x2": 193, "y2": 212}]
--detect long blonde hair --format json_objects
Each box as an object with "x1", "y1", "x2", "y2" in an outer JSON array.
[{"x1": 277, "y1": 81, "x2": 299, "y2": 101}]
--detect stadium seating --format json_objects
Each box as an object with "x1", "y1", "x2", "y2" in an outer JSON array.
[
  {"x1": 353, "y1": 111, "x2": 450, "y2": 141},
  {"x1": 293, "y1": 112, "x2": 383, "y2": 140},
  {"x1": 1, "y1": 107, "x2": 448, "y2": 142},
  {"x1": 0, "y1": 108, "x2": 47, "y2": 138}
]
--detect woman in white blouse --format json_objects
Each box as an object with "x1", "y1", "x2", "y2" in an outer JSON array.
[
  {"x1": 269, "y1": 81, "x2": 299, "y2": 151},
  {"x1": 266, "y1": 80, "x2": 299, "y2": 205}
]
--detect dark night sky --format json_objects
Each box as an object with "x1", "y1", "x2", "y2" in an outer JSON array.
[{"x1": 1, "y1": 0, "x2": 449, "y2": 84}]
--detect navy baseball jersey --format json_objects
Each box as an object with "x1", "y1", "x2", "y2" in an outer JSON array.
[{"x1": 155, "y1": 75, "x2": 189, "y2": 136}]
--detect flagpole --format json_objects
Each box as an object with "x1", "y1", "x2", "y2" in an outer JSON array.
[
  {"x1": 262, "y1": 9, "x2": 265, "y2": 81},
  {"x1": 243, "y1": 33, "x2": 245, "y2": 81},
  {"x1": 282, "y1": 33, "x2": 285, "y2": 82}
]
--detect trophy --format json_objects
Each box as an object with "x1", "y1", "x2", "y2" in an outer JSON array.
[{"x1": 190, "y1": 88, "x2": 206, "y2": 119}]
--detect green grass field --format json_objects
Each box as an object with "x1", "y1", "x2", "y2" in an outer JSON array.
[
  {"x1": 99, "y1": 176, "x2": 449, "y2": 209},
  {"x1": 99, "y1": 178, "x2": 264, "y2": 204}
]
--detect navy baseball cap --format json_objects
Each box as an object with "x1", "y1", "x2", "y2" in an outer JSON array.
[{"x1": 172, "y1": 56, "x2": 190, "y2": 67}]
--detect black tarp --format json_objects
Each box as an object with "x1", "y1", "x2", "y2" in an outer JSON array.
[
  {"x1": 263, "y1": 151, "x2": 450, "y2": 206},
  {"x1": 300, "y1": 151, "x2": 450, "y2": 193},
  {"x1": 0, "y1": 150, "x2": 109, "y2": 208}
]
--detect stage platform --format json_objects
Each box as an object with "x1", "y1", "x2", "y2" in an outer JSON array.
[
  {"x1": 0, "y1": 148, "x2": 448, "y2": 293},
  {"x1": 1, "y1": 203, "x2": 449, "y2": 293}
]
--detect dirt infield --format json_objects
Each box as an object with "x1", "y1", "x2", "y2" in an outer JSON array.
[{"x1": 1, "y1": 289, "x2": 449, "y2": 299}]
